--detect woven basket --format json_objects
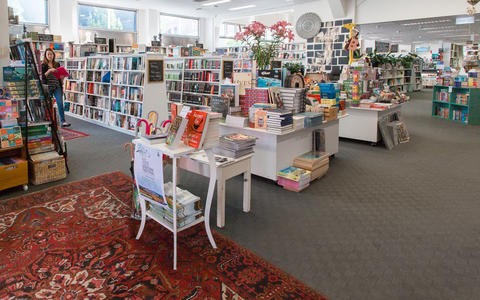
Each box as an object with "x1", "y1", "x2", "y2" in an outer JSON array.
[{"x1": 29, "y1": 156, "x2": 66, "y2": 185}]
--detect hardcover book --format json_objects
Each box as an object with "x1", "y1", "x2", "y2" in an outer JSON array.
[
  {"x1": 166, "y1": 116, "x2": 188, "y2": 148},
  {"x1": 183, "y1": 110, "x2": 210, "y2": 149}
]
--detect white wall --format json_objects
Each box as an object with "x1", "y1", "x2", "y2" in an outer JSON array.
[{"x1": 48, "y1": 0, "x2": 78, "y2": 42}]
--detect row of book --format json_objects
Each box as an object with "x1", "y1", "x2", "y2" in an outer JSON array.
[
  {"x1": 65, "y1": 102, "x2": 84, "y2": 115},
  {"x1": 183, "y1": 94, "x2": 212, "y2": 106},
  {"x1": 112, "y1": 56, "x2": 144, "y2": 71},
  {"x1": 86, "y1": 71, "x2": 109, "y2": 82},
  {"x1": 184, "y1": 71, "x2": 219, "y2": 82},
  {"x1": 86, "y1": 95, "x2": 109, "y2": 109},
  {"x1": 112, "y1": 86, "x2": 127, "y2": 99},
  {"x1": 66, "y1": 60, "x2": 85, "y2": 70},
  {"x1": 165, "y1": 62, "x2": 183, "y2": 69},
  {"x1": 183, "y1": 82, "x2": 219, "y2": 95},
  {"x1": 65, "y1": 81, "x2": 84, "y2": 93},
  {"x1": 166, "y1": 73, "x2": 182, "y2": 80},
  {"x1": 112, "y1": 72, "x2": 129, "y2": 85},
  {"x1": 185, "y1": 59, "x2": 221, "y2": 70},
  {"x1": 85, "y1": 107, "x2": 104, "y2": 122},
  {"x1": 129, "y1": 73, "x2": 144, "y2": 86},
  {"x1": 107, "y1": 112, "x2": 137, "y2": 131},
  {"x1": 66, "y1": 92, "x2": 85, "y2": 105},
  {"x1": 87, "y1": 58, "x2": 110, "y2": 70},
  {"x1": 87, "y1": 83, "x2": 109, "y2": 96},
  {"x1": 111, "y1": 100, "x2": 142, "y2": 117},
  {"x1": 68, "y1": 70, "x2": 85, "y2": 81}
]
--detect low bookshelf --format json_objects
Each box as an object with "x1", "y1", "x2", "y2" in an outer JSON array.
[
  {"x1": 432, "y1": 85, "x2": 480, "y2": 125},
  {"x1": 64, "y1": 54, "x2": 167, "y2": 135}
]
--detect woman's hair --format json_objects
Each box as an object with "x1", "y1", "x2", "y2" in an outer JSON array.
[{"x1": 42, "y1": 48, "x2": 56, "y2": 65}]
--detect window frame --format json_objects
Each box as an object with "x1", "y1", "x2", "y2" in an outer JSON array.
[
  {"x1": 159, "y1": 13, "x2": 200, "y2": 38},
  {"x1": 219, "y1": 22, "x2": 242, "y2": 39},
  {"x1": 8, "y1": 0, "x2": 49, "y2": 26},
  {"x1": 77, "y1": 3, "x2": 138, "y2": 33}
]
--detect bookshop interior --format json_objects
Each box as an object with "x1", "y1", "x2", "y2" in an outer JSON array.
[{"x1": 1, "y1": 0, "x2": 480, "y2": 299}]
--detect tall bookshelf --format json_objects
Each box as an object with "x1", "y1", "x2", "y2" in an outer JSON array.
[
  {"x1": 30, "y1": 41, "x2": 65, "y2": 65},
  {"x1": 432, "y1": 85, "x2": 480, "y2": 125},
  {"x1": 64, "y1": 58, "x2": 86, "y2": 117},
  {"x1": 165, "y1": 57, "x2": 223, "y2": 108},
  {"x1": 378, "y1": 68, "x2": 407, "y2": 93},
  {"x1": 64, "y1": 54, "x2": 167, "y2": 135}
]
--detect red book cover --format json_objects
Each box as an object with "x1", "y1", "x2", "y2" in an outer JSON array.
[
  {"x1": 53, "y1": 67, "x2": 70, "y2": 79},
  {"x1": 183, "y1": 110, "x2": 209, "y2": 149}
]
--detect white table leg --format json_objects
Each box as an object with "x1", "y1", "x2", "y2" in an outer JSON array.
[
  {"x1": 172, "y1": 157, "x2": 178, "y2": 270},
  {"x1": 204, "y1": 149, "x2": 217, "y2": 248},
  {"x1": 216, "y1": 171, "x2": 226, "y2": 228},
  {"x1": 243, "y1": 163, "x2": 251, "y2": 213},
  {"x1": 136, "y1": 197, "x2": 146, "y2": 240}
]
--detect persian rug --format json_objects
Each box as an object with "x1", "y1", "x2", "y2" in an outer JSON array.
[
  {"x1": 0, "y1": 172, "x2": 326, "y2": 299},
  {"x1": 60, "y1": 128, "x2": 89, "y2": 141}
]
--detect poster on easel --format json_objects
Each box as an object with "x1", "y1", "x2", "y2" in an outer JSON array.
[{"x1": 134, "y1": 142, "x2": 166, "y2": 205}]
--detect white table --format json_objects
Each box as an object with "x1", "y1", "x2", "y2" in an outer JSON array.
[
  {"x1": 219, "y1": 117, "x2": 345, "y2": 181},
  {"x1": 133, "y1": 140, "x2": 217, "y2": 270},
  {"x1": 177, "y1": 152, "x2": 252, "y2": 228},
  {"x1": 339, "y1": 104, "x2": 402, "y2": 143}
]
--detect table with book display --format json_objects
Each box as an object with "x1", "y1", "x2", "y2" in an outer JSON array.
[
  {"x1": 219, "y1": 114, "x2": 345, "y2": 181},
  {"x1": 133, "y1": 109, "x2": 222, "y2": 270}
]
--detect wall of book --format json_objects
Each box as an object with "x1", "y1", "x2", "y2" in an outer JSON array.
[{"x1": 64, "y1": 54, "x2": 157, "y2": 135}]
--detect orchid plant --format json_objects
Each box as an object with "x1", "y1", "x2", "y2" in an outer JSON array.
[{"x1": 234, "y1": 21, "x2": 294, "y2": 70}]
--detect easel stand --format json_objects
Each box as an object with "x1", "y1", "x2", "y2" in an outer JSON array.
[{"x1": 133, "y1": 140, "x2": 217, "y2": 270}]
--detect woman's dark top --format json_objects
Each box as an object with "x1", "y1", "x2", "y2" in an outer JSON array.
[{"x1": 41, "y1": 62, "x2": 61, "y2": 92}]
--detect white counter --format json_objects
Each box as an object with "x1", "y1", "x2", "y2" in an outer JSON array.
[
  {"x1": 339, "y1": 105, "x2": 402, "y2": 143},
  {"x1": 219, "y1": 116, "x2": 345, "y2": 181}
]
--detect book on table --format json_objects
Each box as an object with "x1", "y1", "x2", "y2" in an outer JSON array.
[
  {"x1": 166, "y1": 115, "x2": 188, "y2": 148},
  {"x1": 183, "y1": 110, "x2": 210, "y2": 149}
]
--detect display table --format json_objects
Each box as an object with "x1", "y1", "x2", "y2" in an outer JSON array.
[
  {"x1": 219, "y1": 117, "x2": 345, "y2": 181},
  {"x1": 177, "y1": 152, "x2": 253, "y2": 228},
  {"x1": 132, "y1": 139, "x2": 217, "y2": 270},
  {"x1": 339, "y1": 105, "x2": 402, "y2": 143}
]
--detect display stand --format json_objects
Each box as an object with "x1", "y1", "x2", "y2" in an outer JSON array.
[
  {"x1": 339, "y1": 104, "x2": 402, "y2": 143},
  {"x1": 133, "y1": 140, "x2": 217, "y2": 270}
]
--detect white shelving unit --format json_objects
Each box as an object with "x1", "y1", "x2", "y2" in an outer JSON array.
[
  {"x1": 30, "y1": 40, "x2": 66, "y2": 65},
  {"x1": 164, "y1": 56, "x2": 224, "y2": 108},
  {"x1": 64, "y1": 54, "x2": 167, "y2": 135}
]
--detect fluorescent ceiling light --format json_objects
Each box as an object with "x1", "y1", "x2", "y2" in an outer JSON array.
[
  {"x1": 202, "y1": 0, "x2": 230, "y2": 6},
  {"x1": 402, "y1": 19, "x2": 450, "y2": 26},
  {"x1": 456, "y1": 16, "x2": 474, "y2": 25},
  {"x1": 229, "y1": 4, "x2": 256, "y2": 11}
]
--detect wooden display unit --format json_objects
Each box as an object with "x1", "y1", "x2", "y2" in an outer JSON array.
[{"x1": 432, "y1": 85, "x2": 480, "y2": 125}]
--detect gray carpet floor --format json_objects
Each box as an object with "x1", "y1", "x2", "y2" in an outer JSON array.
[{"x1": 1, "y1": 90, "x2": 480, "y2": 300}]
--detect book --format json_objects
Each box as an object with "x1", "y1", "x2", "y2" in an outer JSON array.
[
  {"x1": 254, "y1": 109, "x2": 267, "y2": 129},
  {"x1": 166, "y1": 116, "x2": 188, "y2": 148},
  {"x1": 183, "y1": 110, "x2": 210, "y2": 149},
  {"x1": 53, "y1": 67, "x2": 69, "y2": 79},
  {"x1": 277, "y1": 166, "x2": 311, "y2": 182}
]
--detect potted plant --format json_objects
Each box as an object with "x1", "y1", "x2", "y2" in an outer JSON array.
[
  {"x1": 284, "y1": 62, "x2": 305, "y2": 75},
  {"x1": 235, "y1": 21, "x2": 294, "y2": 70}
]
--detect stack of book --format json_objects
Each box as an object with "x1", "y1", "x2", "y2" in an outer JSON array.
[
  {"x1": 214, "y1": 133, "x2": 256, "y2": 158},
  {"x1": 25, "y1": 123, "x2": 54, "y2": 154},
  {"x1": 266, "y1": 109, "x2": 294, "y2": 134},
  {"x1": 297, "y1": 112, "x2": 324, "y2": 128},
  {"x1": 148, "y1": 182, "x2": 203, "y2": 229},
  {"x1": 277, "y1": 166, "x2": 311, "y2": 192},
  {"x1": 293, "y1": 151, "x2": 329, "y2": 182},
  {"x1": 201, "y1": 112, "x2": 221, "y2": 149},
  {"x1": 279, "y1": 88, "x2": 306, "y2": 113},
  {"x1": 225, "y1": 114, "x2": 248, "y2": 128}
]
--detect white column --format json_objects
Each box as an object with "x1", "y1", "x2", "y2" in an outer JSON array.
[{"x1": 0, "y1": 0, "x2": 10, "y2": 82}]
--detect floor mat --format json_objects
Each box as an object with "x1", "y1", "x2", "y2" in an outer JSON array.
[
  {"x1": 60, "y1": 127, "x2": 89, "y2": 141},
  {"x1": 0, "y1": 172, "x2": 326, "y2": 299}
]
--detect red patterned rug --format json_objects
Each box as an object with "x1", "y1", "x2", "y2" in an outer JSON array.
[
  {"x1": 0, "y1": 172, "x2": 326, "y2": 299},
  {"x1": 60, "y1": 128, "x2": 89, "y2": 141}
]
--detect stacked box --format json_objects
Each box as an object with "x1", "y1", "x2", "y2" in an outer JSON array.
[
  {"x1": 0, "y1": 126, "x2": 23, "y2": 148},
  {"x1": 279, "y1": 88, "x2": 306, "y2": 113},
  {"x1": 240, "y1": 88, "x2": 269, "y2": 115}
]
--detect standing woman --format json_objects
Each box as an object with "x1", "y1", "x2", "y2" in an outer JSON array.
[{"x1": 41, "y1": 48, "x2": 70, "y2": 127}]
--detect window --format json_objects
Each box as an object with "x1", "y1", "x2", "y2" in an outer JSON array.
[
  {"x1": 8, "y1": 0, "x2": 48, "y2": 25},
  {"x1": 219, "y1": 23, "x2": 241, "y2": 39},
  {"x1": 160, "y1": 14, "x2": 199, "y2": 37},
  {"x1": 78, "y1": 4, "x2": 136, "y2": 32}
]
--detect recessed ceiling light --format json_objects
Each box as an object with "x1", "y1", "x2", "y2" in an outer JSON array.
[
  {"x1": 202, "y1": 0, "x2": 230, "y2": 6},
  {"x1": 229, "y1": 4, "x2": 256, "y2": 11}
]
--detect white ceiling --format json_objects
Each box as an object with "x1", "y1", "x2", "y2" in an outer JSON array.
[
  {"x1": 87, "y1": 0, "x2": 318, "y2": 18},
  {"x1": 360, "y1": 14, "x2": 480, "y2": 45}
]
